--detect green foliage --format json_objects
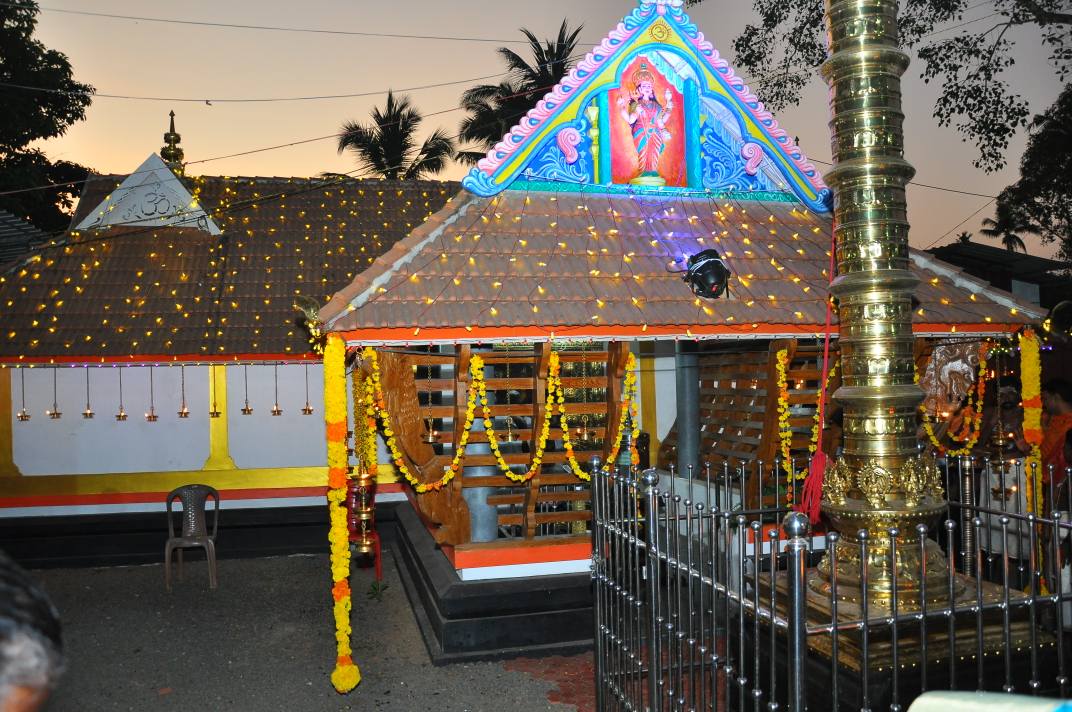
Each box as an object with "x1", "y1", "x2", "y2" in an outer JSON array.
[
  {"x1": 0, "y1": 150, "x2": 87, "y2": 233},
  {"x1": 718, "y1": 0, "x2": 1071, "y2": 172},
  {"x1": 366, "y1": 580, "x2": 389, "y2": 602},
  {"x1": 0, "y1": 0, "x2": 93, "y2": 231},
  {"x1": 456, "y1": 20, "x2": 583, "y2": 165},
  {"x1": 996, "y1": 84, "x2": 1072, "y2": 259},
  {"x1": 980, "y1": 200, "x2": 1037, "y2": 253},
  {"x1": 337, "y1": 91, "x2": 455, "y2": 180}
]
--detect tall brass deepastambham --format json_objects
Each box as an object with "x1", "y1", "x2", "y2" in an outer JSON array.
[{"x1": 816, "y1": 0, "x2": 949, "y2": 604}]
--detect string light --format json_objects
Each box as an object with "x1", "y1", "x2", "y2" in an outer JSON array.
[
  {"x1": 45, "y1": 368, "x2": 61, "y2": 419},
  {"x1": 271, "y1": 364, "x2": 283, "y2": 416},
  {"x1": 301, "y1": 363, "x2": 314, "y2": 415},
  {"x1": 116, "y1": 367, "x2": 128, "y2": 421},
  {"x1": 82, "y1": 366, "x2": 94, "y2": 419},
  {"x1": 145, "y1": 366, "x2": 158, "y2": 422},
  {"x1": 209, "y1": 366, "x2": 220, "y2": 418},
  {"x1": 16, "y1": 368, "x2": 30, "y2": 421},
  {"x1": 178, "y1": 364, "x2": 189, "y2": 417},
  {"x1": 241, "y1": 365, "x2": 253, "y2": 415}
]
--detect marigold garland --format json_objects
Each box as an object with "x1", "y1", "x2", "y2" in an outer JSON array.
[
  {"x1": 775, "y1": 349, "x2": 793, "y2": 481},
  {"x1": 480, "y1": 352, "x2": 558, "y2": 482},
  {"x1": 362, "y1": 346, "x2": 478, "y2": 493},
  {"x1": 776, "y1": 351, "x2": 838, "y2": 502},
  {"x1": 1020, "y1": 328, "x2": 1043, "y2": 514},
  {"x1": 561, "y1": 351, "x2": 640, "y2": 478},
  {"x1": 323, "y1": 334, "x2": 360, "y2": 693}
]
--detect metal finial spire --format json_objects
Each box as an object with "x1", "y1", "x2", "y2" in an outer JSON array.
[{"x1": 161, "y1": 110, "x2": 185, "y2": 176}]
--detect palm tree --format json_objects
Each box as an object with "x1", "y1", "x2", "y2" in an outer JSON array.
[
  {"x1": 979, "y1": 202, "x2": 1039, "y2": 253},
  {"x1": 337, "y1": 91, "x2": 455, "y2": 179},
  {"x1": 457, "y1": 20, "x2": 583, "y2": 165},
  {"x1": 956, "y1": 231, "x2": 972, "y2": 244}
]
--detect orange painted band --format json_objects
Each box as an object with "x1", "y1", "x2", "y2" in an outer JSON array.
[
  {"x1": 336, "y1": 322, "x2": 1020, "y2": 344},
  {"x1": 451, "y1": 540, "x2": 591, "y2": 569}
]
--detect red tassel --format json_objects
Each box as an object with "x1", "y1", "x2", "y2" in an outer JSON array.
[
  {"x1": 798, "y1": 450, "x2": 827, "y2": 524},
  {"x1": 794, "y1": 231, "x2": 838, "y2": 525}
]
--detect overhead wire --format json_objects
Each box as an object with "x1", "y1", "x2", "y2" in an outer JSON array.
[
  {"x1": 0, "y1": 71, "x2": 511, "y2": 103},
  {"x1": 0, "y1": 1, "x2": 593, "y2": 45}
]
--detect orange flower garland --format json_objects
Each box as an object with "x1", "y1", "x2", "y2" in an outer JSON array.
[{"x1": 323, "y1": 334, "x2": 360, "y2": 693}]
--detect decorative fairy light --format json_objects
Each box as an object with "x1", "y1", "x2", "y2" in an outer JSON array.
[
  {"x1": 45, "y1": 368, "x2": 61, "y2": 419},
  {"x1": 241, "y1": 365, "x2": 253, "y2": 415},
  {"x1": 271, "y1": 364, "x2": 283, "y2": 416},
  {"x1": 16, "y1": 368, "x2": 30, "y2": 421},
  {"x1": 82, "y1": 367, "x2": 94, "y2": 419},
  {"x1": 116, "y1": 367, "x2": 128, "y2": 421},
  {"x1": 177, "y1": 365, "x2": 189, "y2": 418},
  {"x1": 301, "y1": 363, "x2": 314, "y2": 415},
  {"x1": 145, "y1": 366, "x2": 158, "y2": 422}
]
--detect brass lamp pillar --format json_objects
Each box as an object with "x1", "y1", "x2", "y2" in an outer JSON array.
[{"x1": 816, "y1": 0, "x2": 948, "y2": 605}]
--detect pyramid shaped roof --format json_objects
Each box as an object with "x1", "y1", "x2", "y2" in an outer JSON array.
[{"x1": 460, "y1": 0, "x2": 830, "y2": 213}]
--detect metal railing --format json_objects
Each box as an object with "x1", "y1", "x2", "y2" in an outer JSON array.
[{"x1": 590, "y1": 457, "x2": 1072, "y2": 712}]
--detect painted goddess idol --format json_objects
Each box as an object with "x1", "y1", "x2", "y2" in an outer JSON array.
[{"x1": 617, "y1": 62, "x2": 674, "y2": 186}]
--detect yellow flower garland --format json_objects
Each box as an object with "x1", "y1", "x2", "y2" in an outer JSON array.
[
  {"x1": 1020, "y1": 328, "x2": 1043, "y2": 515},
  {"x1": 323, "y1": 334, "x2": 360, "y2": 694},
  {"x1": 360, "y1": 347, "x2": 638, "y2": 489},
  {"x1": 775, "y1": 349, "x2": 794, "y2": 480},
  {"x1": 362, "y1": 347, "x2": 478, "y2": 493},
  {"x1": 480, "y1": 352, "x2": 559, "y2": 482},
  {"x1": 561, "y1": 352, "x2": 640, "y2": 479}
]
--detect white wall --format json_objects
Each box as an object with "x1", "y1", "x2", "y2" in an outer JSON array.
[
  {"x1": 228, "y1": 363, "x2": 327, "y2": 469},
  {"x1": 11, "y1": 365, "x2": 209, "y2": 475}
]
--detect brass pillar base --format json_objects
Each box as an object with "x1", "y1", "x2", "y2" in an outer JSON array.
[
  {"x1": 766, "y1": 571, "x2": 1052, "y2": 674},
  {"x1": 819, "y1": 454, "x2": 954, "y2": 605}
]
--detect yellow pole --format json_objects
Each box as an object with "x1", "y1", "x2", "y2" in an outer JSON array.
[
  {"x1": 0, "y1": 369, "x2": 22, "y2": 477},
  {"x1": 638, "y1": 343, "x2": 660, "y2": 461},
  {"x1": 202, "y1": 365, "x2": 236, "y2": 470}
]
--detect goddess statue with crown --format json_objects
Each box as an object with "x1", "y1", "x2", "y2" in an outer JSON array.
[{"x1": 616, "y1": 62, "x2": 675, "y2": 186}]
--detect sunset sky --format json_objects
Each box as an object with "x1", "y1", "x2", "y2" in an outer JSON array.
[{"x1": 29, "y1": 0, "x2": 1065, "y2": 257}]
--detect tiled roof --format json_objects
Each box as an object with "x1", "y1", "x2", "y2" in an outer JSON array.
[
  {"x1": 320, "y1": 189, "x2": 1043, "y2": 344},
  {"x1": 0, "y1": 175, "x2": 459, "y2": 361},
  {"x1": 0, "y1": 210, "x2": 48, "y2": 266}
]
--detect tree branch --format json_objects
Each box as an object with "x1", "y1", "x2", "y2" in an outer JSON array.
[{"x1": 1015, "y1": 0, "x2": 1072, "y2": 26}]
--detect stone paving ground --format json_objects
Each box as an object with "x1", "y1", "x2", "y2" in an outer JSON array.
[{"x1": 31, "y1": 548, "x2": 595, "y2": 712}]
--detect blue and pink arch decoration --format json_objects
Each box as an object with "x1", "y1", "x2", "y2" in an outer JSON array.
[{"x1": 461, "y1": 0, "x2": 831, "y2": 213}]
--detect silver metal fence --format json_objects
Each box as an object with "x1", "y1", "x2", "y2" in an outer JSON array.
[{"x1": 590, "y1": 457, "x2": 1072, "y2": 712}]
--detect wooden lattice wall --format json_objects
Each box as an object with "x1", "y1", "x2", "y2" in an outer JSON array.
[
  {"x1": 358, "y1": 342, "x2": 630, "y2": 548},
  {"x1": 657, "y1": 338, "x2": 936, "y2": 507}
]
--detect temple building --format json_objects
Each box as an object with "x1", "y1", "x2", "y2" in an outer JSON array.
[
  {"x1": 0, "y1": 116, "x2": 455, "y2": 533},
  {"x1": 313, "y1": 0, "x2": 1043, "y2": 658}
]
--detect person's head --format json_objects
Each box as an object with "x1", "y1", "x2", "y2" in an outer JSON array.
[
  {"x1": 997, "y1": 377, "x2": 1022, "y2": 411},
  {"x1": 0, "y1": 551, "x2": 63, "y2": 712},
  {"x1": 1042, "y1": 379, "x2": 1072, "y2": 415}
]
